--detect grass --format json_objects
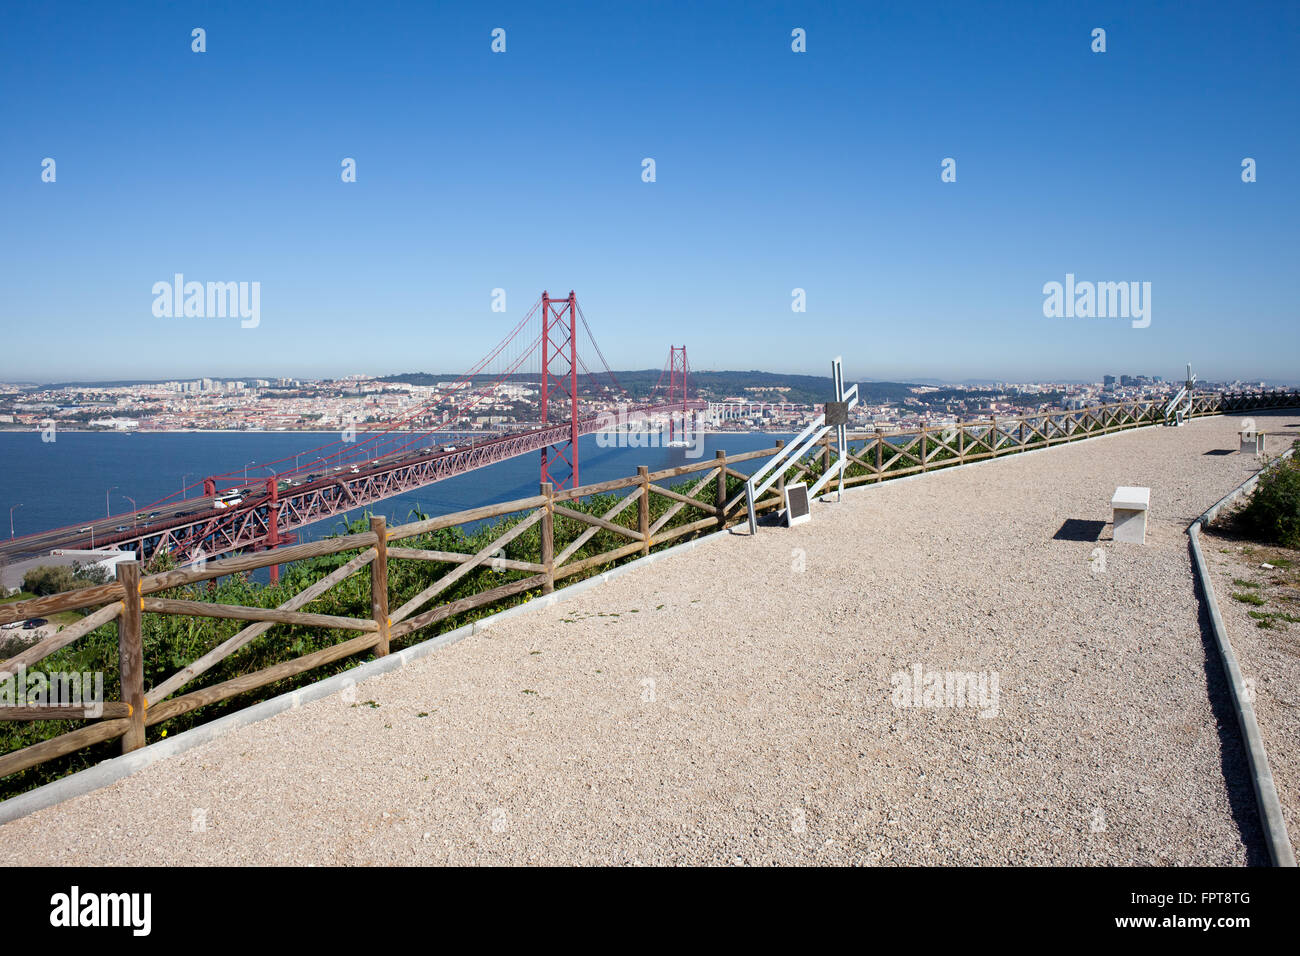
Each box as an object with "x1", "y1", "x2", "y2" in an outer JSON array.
[
  {"x1": 1232, "y1": 592, "x2": 1266, "y2": 606},
  {"x1": 1233, "y1": 578, "x2": 1260, "y2": 589}
]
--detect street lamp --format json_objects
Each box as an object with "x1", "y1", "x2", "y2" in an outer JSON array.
[
  {"x1": 9, "y1": 503, "x2": 21, "y2": 539},
  {"x1": 181, "y1": 473, "x2": 193, "y2": 500},
  {"x1": 121, "y1": 495, "x2": 137, "y2": 523},
  {"x1": 106, "y1": 486, "x2": 117, "y2": 517},
  {"x1": 244, "y1": 461, "x2": 255, "y2": 482}
]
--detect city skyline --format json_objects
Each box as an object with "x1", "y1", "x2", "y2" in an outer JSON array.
[{"x1": 2, "y1": 1, "x2": 1297, "y2": 384}]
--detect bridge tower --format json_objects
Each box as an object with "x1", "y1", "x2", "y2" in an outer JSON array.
[
  {"x1": 540, "y1": 290, "x2": 580, "y2": 489},
  {"x1": 668, "y1": 345, "x2": 689, "y2": 443}
]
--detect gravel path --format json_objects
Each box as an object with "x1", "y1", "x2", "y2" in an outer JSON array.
[
  {"x1": 3, "y1": 411, "x2": 1296, "y2": 865},
  {"x1": 1201, "y1": 527, "x2": 1300, "y2": 862}
]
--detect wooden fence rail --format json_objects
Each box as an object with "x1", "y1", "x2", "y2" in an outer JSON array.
[{"x1": 1, "y1": 390, "x2": 1297, "y2": 782}]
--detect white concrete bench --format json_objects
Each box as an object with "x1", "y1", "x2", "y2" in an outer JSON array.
[
  {"x1": 1239, "y1": 431, "x2": 1264, "y2": 455},
  {"x1": 1111, "y1": 486, "x2": 1150, "y2": 544}
]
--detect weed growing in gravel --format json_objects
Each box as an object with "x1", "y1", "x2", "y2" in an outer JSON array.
[
  {"x1": 1233, "y1": 592, "x2": 1266, "y2": 606},
  {"x1": 1249, "y1": 609, "x2": 1300, "y2": 628},
  {"x1": 1233, "y1": 578, "x2": 1260, "y2": 589}
]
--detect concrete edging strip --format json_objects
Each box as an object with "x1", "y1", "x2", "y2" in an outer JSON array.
[
  {"x1": 0, "y1": 526, "x2": 732, "y2": 826},
  {"x1": 1186, "y1": 447, "x2": 1296, "y2": 866}
]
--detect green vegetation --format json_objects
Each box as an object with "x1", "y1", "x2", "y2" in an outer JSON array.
[
  {"x1": 1232, "y1": 442, "x2": 1300, "y2": 549},
  {"x1": 1232, "y1": 591, "x2": 1266, "y2": 606},
  {"x1": 20, "y1": 562, "x2": 110, "y2": 596},
  {"x1": 1249, "y1": 609, "x2": 1300, "y2": 629}
]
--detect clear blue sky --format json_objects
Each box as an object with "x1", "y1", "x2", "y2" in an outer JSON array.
[{"x1": 2, "y1": 0, "x2": 1296, "y2": 385}]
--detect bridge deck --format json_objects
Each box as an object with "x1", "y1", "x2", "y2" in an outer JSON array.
[{"x1": 3, "y1": 411, "x2": 1297, "y2": 864}]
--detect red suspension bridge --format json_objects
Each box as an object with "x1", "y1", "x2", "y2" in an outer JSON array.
[{"x1": 3, "y1": 292, "x2": 703, "y2": 576}]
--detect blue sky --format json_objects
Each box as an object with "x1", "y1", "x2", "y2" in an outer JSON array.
[{"x1": 2, "y1": 0, "x2": 1296, "y2": 384}]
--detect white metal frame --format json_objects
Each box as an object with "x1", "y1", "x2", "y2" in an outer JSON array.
[
  {"x1": 1163, "y1": 363, "x2": 1196, "y2": 425},
  {"x1": 745, "y1": 357, "x2": 858, "y2": 534}
]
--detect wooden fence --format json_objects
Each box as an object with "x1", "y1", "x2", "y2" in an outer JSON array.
[{"x1": 0, "y1": 390, "x2": 1295, "y2": 783}]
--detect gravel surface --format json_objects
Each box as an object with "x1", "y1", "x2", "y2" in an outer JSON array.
[
  {"x1": 3, "y1": 411, "x2": 1296, "y2": 865},
  {"x1": 1201, "y1": 527, "x2": 1300, "y2": 862}
]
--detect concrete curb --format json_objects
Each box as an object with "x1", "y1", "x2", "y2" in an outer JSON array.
[
  {"x1": 0, "y1": 526, "x2": 732, "y2": 826},
  {"x1": 1186, "y1": 447, "x2": 1296, "y2": 867}
]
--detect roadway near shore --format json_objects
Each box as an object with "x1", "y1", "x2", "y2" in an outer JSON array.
[{"x1": 3, "y1": 411, "x2": 1297, "y2": 865}]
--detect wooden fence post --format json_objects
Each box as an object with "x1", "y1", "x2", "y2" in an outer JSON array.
[
  {"x1": 715, "y1": 450, "x2": 728, "y2": 530},
  {"x1": 821, "y1": 433, "x2": 831, "y2": 473},
  {"x1": 875, "y1": 429, "x2": 884, "y2": 477},
  {"x1": 369, "y1": 515, "x2": 390, "y2": 657},
  {"x1": 541, "y1": 482, "x2": 554, "y2": 594},
  {"x1": 990, "y1": 416, "x2": 997, "y2": 457},
  {"x1": 116, "y1": 561, "x2": 145, "y2": 754},
  {"x1": 958, "y1": 424, "x2": 965, "y2": 461},
  {"x1": 637, "y1": 466, "x2": 650, "y2": 556},
  {"x1": 920, "y1": 425, "x2": 928, "y2": 469}
]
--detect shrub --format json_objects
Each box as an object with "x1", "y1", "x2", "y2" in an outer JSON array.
[
  {"x1": 21, "y1": 565, "x2": 79, "y2": 596},
  {"x1": 20, "y1": 562, "x2": 110, "y2": 596},
  {"x1": 1235, "y1": 443, "x2": 1300, "y2": 549}
]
